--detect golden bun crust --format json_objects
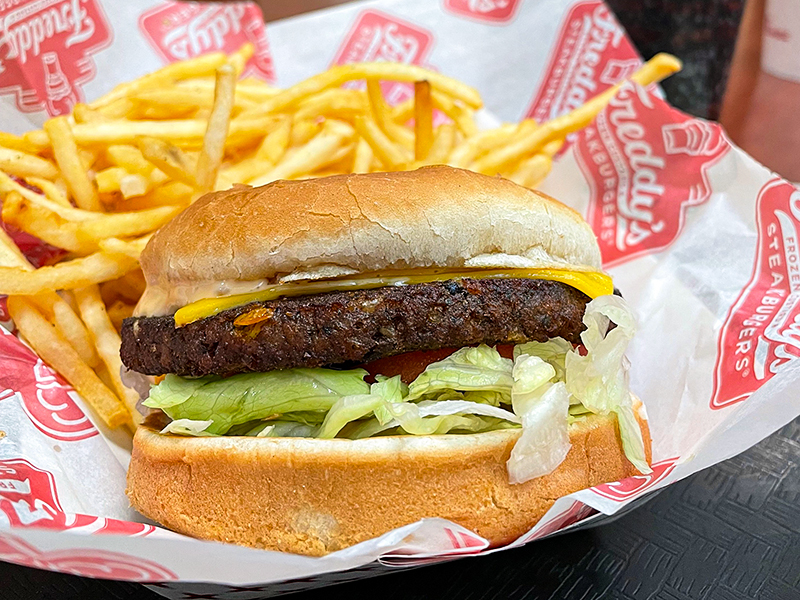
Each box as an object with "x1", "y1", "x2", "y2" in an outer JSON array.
[
  {"x1": 140, "y1": 166, "x2": 602, "y2": 290},
  {"x1": 127, "y1": 412, "x2": 651, "y2": 556}
]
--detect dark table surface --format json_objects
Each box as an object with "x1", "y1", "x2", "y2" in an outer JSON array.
[
  {"x1": 4, "y1": 416, "x2": 799, "y2": 600},
  {"x1": 7, "y1": 2, "x2": 800, "y2": 599}
]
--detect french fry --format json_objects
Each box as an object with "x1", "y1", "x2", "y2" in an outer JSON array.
[
  {"x1": 74, "y1": 285, "x2": 142, "y2": 425},
  {"x1": 0, "y1": 171, "x2": 98, "y2": 221},
  {"x1": 250, "y1": 121, "x2": 353, "y2": 186},
  {"x1": 70, "y1": 114, "x2": 274, "y2": 146},
  {"x1": 219, "y1": 155, "x2": 273, "y2": 186},
  {"x1": 25, "y1": 177, "x2": 71, "y2": 207},
  {"x1": 44, "y1": 117, "x2": 102, "y2": 211},
  {"x1": 446, "y1": 123, "x2": 517, "y2": 167},
  {"x1": 107, "y1": 300, "x2": 134, "y2": 333},
  {"x1": 22, "y1": 129, "x2": 50, "y2": 151},
  {"x1": 136, "y1": 137, "x2": 199, "y2": 188},
  {"x1": 259, "y1": 63, "x2": 483, "y2": 115},
  {"x1": 0, "y1": 147, "x2": 58, "y2": 179},
  {"x1": 365, "y1": 80, "x2": 414, "y2": 150},
  {"x1": 426, "y1": 123, "x2": 457, "y2": 164},
  {"x1": 255, "y1": 115, "x2": 292, "y2": 164},
  {"x1": 430, "y1": 90, "x2": 477, "y2": 137},
  {"x1": 473, "y1": 54, "x2": 682, "y2": 173},
  {"x1": 2, "y1": 192, "x2": 96, "y2": 254},
  {"x1": 96, "y1": 167, "x2": 129, "y2": 194},
  {"x1": 228, "y1": 42, "x2": 255, "y2": 76},
  {"x1": 98, "y1": 235, "x2": 152, "y2": 260},
  {"x1": 390, "y1": 97, "x2": 415, "y2": 125},
  {"x1": 91, "y1": 52, "x2": 228, "y2": 109},
  {"x1": 541, "y1": 138, "x2": 564, "y2": 157},
  {"x1": 76, "y1": 205, "x2": 183, "y2": 241},
  {"x1": 107, "y1": 145, "x2": 155, "y2": 176},
  {"x1": 295, "y1": 88, "x2": 367, "y2": 122},
  {"x1": 0, "y1": 131, "x2": 38, "y2": 153},
  {"x1": 28, "y1": 292, "x2": 101, "y2": 368},
  {"x1": 353, "y1": 115, "x2": 411, "y2": 169},
  {"x1": 508, "y1": 154, "x2": 552, "y2": 188},
  {"x1": 196, "y1": 63, "x2": 236, "y2": 192},
  {"x1": 0, "y1": 251, "x2": 139, "y2": 295},
  {"x1": 352, "y1": 137, "x2": 374, "y2": 173},
  {"x1": 0, "y1": 220, "x2": 33, "y2": 269},
  {"x1": 7, "y1": 296, "x2": 130, "y2": 429},
  {"x1": 414, "y1": 81, "x2": 434, "y2": 161},
  {"x1": 119, "y1": 173, "x2": 150, "y2": 199},
  {"x1": 290, "y1": 118, "x2": 325, "y2": 146},
  {"x1": 72, "y1": 103, "x2": 107, "y2": 124}
]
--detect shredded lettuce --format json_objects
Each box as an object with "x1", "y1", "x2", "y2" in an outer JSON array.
[
  {"x1": 318, "y1": 375, "x2": 406, "y2": 438},
  {"x1": 507, "y1": 355, "x2": 571, "y2": 483},
  {"x1": 160, "y1": 418, "x2": 215, "y2": 436},
  {"x1": 565, "y1": 295, "x2": 651, "y2": 474},
  {"x1": 405, "y1": 345, "x2": 513, "y2": 401},
  {"x1": 145, "y1": 369, "x2": 369, "y2": 434}
]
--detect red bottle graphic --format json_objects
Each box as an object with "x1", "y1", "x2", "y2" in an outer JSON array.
[{"x1": 42, "y1": 53, "x2": 77, "y2": 116}]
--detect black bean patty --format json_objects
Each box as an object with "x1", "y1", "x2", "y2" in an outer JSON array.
[{"x1": 120, "y1": 278, "x2": 591, "y2": 377}]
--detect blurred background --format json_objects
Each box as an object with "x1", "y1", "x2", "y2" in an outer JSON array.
[{"x1": 254, "y1": 0, "x2": 798, "y2": 182}]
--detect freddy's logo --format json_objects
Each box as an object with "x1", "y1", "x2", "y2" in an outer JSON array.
[
  {"x1": 0, "y1": 329, "x2": 97, "y2": 442},
  {"x1": 0, "y1": 534, "x2": 174, "y2": 581},
  {"x1": 576, "y1": 82, "x2": 728, "y2": 266},
  {"x1": 591, "y1": 457, "x2": 678, "y2": 501},
  {"x1": 712, "y1": 180, "x2": 800, "y2": 409},
  {"x1": 526, "y1": 1, "x2": 639, "y2": 128},
  {"x1": 332, "y1": 9, "x2": 433, "y2": 105},
  {"x1": 0, "y1": 458, "x2": 154, "y2": 536},
  {"x1": 139, "y1": 2, "x2": 275, "y2": 82},
  {"x1": 0, "y1": 0, "x2": 112, "y2": 115},
  {"x1": 443, "y1": 0, "x2": 521, "y2": 24}
]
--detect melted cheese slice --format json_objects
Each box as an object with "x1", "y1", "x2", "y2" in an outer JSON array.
[{"x1": 172, "y1": 268, "x2": 614, "y2": 327}]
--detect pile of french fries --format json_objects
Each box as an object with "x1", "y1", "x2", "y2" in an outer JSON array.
[{"x1": 0, "y1": 42, "x2": 681, "y2": 432}]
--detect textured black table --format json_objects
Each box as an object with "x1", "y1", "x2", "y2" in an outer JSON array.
[{"x1": 4, "y1": 417, "x2": 799, "y2": 600}]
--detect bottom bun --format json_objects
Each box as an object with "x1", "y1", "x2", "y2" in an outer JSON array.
[{"x1": 127, "y1": 412, "x2": 651, "y2": 556}]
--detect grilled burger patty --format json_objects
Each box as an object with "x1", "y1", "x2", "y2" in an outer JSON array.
[{"x1": 121, "y1": 278, "x2": 591, "y2": 377}]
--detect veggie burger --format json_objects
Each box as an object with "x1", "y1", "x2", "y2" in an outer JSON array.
[{"x1": 121, "y1": 165, "x2": 652, "y2": 556}]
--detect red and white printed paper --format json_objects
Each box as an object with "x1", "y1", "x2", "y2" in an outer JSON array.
[{"x1": 1, "y1": 0, "x2": 800, "y2": 597}]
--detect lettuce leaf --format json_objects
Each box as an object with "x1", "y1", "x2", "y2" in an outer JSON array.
[
  {"x1": 145, "y1": 368, "x2": 369, "y2": 435},
  {"x1": 513, "y1": 337, "x2": 572, "y2": 381},
  {"x1": 160, "y1": 418, "x2": 214, "y2": 437},
  {"x1": 507, "y1": 355, "x2": 571, "y2": 483},
  {"x1": 351, "y1": 399, "x2": 520, "y2": 438},
  {"x1": 564, "y1": 295, "x2": 651, "y2": 474},
  {"x1": 318, "y1": 375, "x2": 406, "y2": 439},
  {"x1": 405, "y1": 345, "x2": 513, "y2": 401}
]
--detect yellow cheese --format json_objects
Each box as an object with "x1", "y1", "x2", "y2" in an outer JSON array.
[{"x1": 173, "y1": 268, "x2": 614, "y2": 327}]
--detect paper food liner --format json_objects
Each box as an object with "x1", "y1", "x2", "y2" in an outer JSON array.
[{"x1": 1, "y1": 0, "x2": 799, "y2": 597}]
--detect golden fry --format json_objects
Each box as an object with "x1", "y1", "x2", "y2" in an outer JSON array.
[
  {"x1": 0, "y1": 146, "x2": 58, "y2": 179},
  {"x1": 91, "y1": 52, "x2": 228, "y2": 109},
  {"x1": 508, "y1": 154, "x2": 552, "y2": 188},
  {"x1": 74, "y1": 285, "x2": 142, "y2": 425},
  {"x1": 0, "y1": 171, "x2": 97, "y2": 221},
  {"x1": 29, "y1": 292, "x2": 101, "y2": 368},
  {"x1": 0, "y1": 132, "x2": 39, "y2": 153},
  {"x1": 256, "y1": 115, "x2": 292, "y2": 163},
  {"x1": 295, "y1": 88, "x2": 367, "y2": 122},
  {"x1": 137, "y1": 137, "x2": 199, "y2": 188},
  {"x1": 259, "y1": 63, "x2": 483, "y2": 115},
  {"x1": 196, "y1": 64, "x2": 236, "y2": 192},
  {"x1": 0, "y1": 252, "x2": 138, "y2": 295},
  {"x1": 473, "y1": 54, "x2": 682, "y2": 173},
  {"x1": 250, "y1": 121, "x2": 353, "y2": 186},
  {"x1": 107, "y1": 145, "x2": 155, "y2": 176},
  {"x1": 7, "y1": 296, "x2": 130, "y2": 429},
  {"x1": 76, "y1": 205, "x2": 183, "y2": 241},
  {"x1": 414, "y1": 81, "x2": 434, "y2": 161},
  {"x1": 431, "y1": 90, "x2": 477, "y2": 137},
  {"x1": 44, "y1": 117, "x2": 102, "y2": 211},
  {"x1": 98, "y1": 235, "x2": 152, "y2": 260},
  {"x1": 2, "y1": 192, "x2": 96, "y2": 254},
  {"x1": 25, "y1": 177, "x2": 71, "y2": 207},
  {"x1": 0, "y1": 219, "x2": 33, "y2": 269},
  {"x1": 426, "y1": 123, "x2": 456, "y2": 164},
  {"x1": 107, "y1": 300, "x2": 134, "y2": 333},
  {"x1": 352, "y1": 137, "x2": 374, "y2": 173},
  {"x1": 353, "y1": 115, "x2": 411, "y2": 169}
]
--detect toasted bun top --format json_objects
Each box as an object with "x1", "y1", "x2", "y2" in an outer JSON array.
[{"x1": 142, "y1": 166, "x2": 601, "y2": 283}]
